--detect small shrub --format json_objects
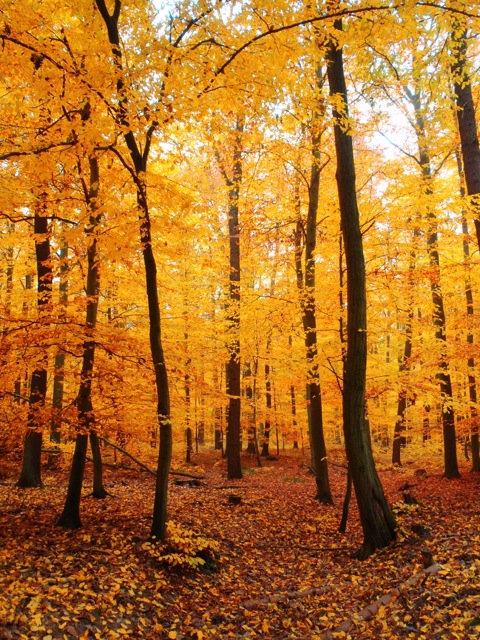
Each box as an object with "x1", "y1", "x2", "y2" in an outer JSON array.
[{"x1": 143, "y1": 521, "x2": 220, "y2": 571}]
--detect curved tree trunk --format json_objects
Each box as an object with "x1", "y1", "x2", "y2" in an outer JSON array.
[{"x1": 326, "y1": 20, "x2": 396, "y2": 558}]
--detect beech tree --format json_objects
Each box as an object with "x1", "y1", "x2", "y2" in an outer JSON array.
[{"x1": 326, "y1": 17, "x2": 396, "y2": 559}]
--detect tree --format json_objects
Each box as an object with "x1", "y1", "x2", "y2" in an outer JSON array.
[
  {"x1": 326, "y1": 18, "x2": 396, "y2": 559},
  {"x1": 450, "y1": 22, "x2": 480, "y2": 252},
  {"x1": 293, "y1": 71, "x2": 333, "y2": 502},
  {"x1": 17, "y1": 190, "x2": 52, "y2": 488},
  {"x1": 58, "y1": 155, "x2": 106, "y2": 530},
  {"x1": 93, "y1": 0, "x2": 172, "y2": 540},
  {"x1": 219, "y1": 116, "x2": 244, "y2": 480}
]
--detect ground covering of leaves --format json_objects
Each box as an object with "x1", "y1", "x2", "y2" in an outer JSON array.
[{"x1": 0, "y1": 449, "x2": 479, "y2": 639}]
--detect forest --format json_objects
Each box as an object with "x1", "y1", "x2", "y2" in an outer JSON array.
[{"x1": 0, "y1": 0, "x2": 479, "y2": 638}]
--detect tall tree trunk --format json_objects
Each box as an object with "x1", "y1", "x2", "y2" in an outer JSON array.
[
  {"x1": 455, "y1": 150, "x2": 480, "y2": 472},
  {"x1": 94, "y1": 0, "x2": 172, "y2": 540},
  {"x1": 293, "y1": 81, "x2": 332, "y2": 503},
  {"x1": 411, "y1": 96, "x2": 459, "y2": 479},
  {"x1": 50, "y1": 242, "x2": 68, "y2": 444},
  {"x1": 326, "y1": 20, "x2": 396, "y2": 558},
  {"x1": 220, "y1": 117, "x2": 244, "y2": 480},
  {"x1": 18, "y1": 196, "x2": 52, "y2": 488},
  {"x1": 450, "y1": 26, "x2": 480, "y2": 251},
  {"x1": 451, "y1": 25, "x2": 480, "y2": 470},
  {"x1": 59, "y1": 156, "x2": 105, "y2": 528}
]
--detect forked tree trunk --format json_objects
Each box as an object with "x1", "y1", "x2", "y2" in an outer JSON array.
[
  {"x1": 326, "y1": 19, "x2": 396, "y2": 558},
  {"x1": 18, "y1": 197, "x2": 52, "y2": 488}
]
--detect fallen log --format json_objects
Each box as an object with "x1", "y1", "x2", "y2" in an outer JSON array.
[{"x1": 94, "y1": 436, "x2": 206, "y2": 479}]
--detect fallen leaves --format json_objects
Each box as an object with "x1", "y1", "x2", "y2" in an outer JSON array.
[{"x1": 0, "y1": 452, "x2": 479, "y2": 639}]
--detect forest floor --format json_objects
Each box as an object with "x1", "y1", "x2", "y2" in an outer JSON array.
[{"x1": 0, "y1": 446, "x2": 479, "y2": 640}]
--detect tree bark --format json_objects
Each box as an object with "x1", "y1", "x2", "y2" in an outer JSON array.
[
  {"x1": 411, "y1": 95, "x2": 459, "y2": 479},
  {"x1": 50, "y1": 242, "x2": 68, "y2": 444},
  {"x1": 94, "y1": 0, "x2": 172, "y2": 540},
  {"x1": 17, "y1": 196, "x2": 52, "y2": 488},
  {"x1": 58, "y1": 156, "x2": 105, "y2": 528},
  {"x1": 455, "y1": 150, "x2": 480, "y2": 472},
  {"x1": 293, "y1": 80, "x2": 332, "y2": 502},
  {"x1": 450, "y1": 26, "x2": 480, "y2": 251},
  {"x1": 392, "y1": 232, "x2": 417, "y2": 466},
  {"x1": 221, "y1": 117, "x2": 244, "y2": 480},
  {"x1": 326, "y1": 20, "x2": 396, "y2": 558}
]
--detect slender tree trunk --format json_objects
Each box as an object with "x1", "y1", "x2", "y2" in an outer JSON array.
[
  {"x1": 392, "y1": 232, "x2": 418, "y2": 466},
  {"x1": 50, "y1": 243, "x2": 68, "y2": 444},
  {"x1": 221, "y1": 117, "x2": 244, "y2": 480},
  {"x1": 326, "y1": 20, "x2": 396, "y2": 558},
  {"x1": 293, "y1": 87, "x2": 332, "y2": 503},
  {"x1": 18, "y1": 197, "x2": 52, "y2": 488},
  {"x1": 261, "y1": 358, "x2": 272, "y2": 457},
  {"x1": 59, "y1": 156, "x2": 105, "y2": 528},
  {"x1": 411, "y1": 97, "x2": 459, "y2": 478},
  {"x1": 244, "y1": 362, "x2": 258, "y2": 456},
  {"x1": 94, "y1": 0, "x2": 172, "y2": 540}
]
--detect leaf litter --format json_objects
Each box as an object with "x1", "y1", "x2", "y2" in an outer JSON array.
[{"x1": 0, "y1": 451, "x2": 479, "y2": 639}]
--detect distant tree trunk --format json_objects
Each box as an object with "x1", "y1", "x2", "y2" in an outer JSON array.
[
  {"x1": 59, "y1": 156, "x2": 105, "y2": 528},
  {"x1": 94, "y1": 0, "x2": 172, "y2": 541},
  {"x1": 326, "y1": 19, "x2": 396, "y2": 558},
  {"x1": 411, "y1": 96, "x2": 459, "y2": 479},
  {"x1": 293, "y1": 74, "x2": 332, "y2": 503},
  {"x1": 18, "y1": 196, "x2": 52, "y2": 488},
  {"x1": 290, "y1": 381, "x2": 298, "y2": 449},
  {"x1": 220, "y1": 117, "x2": 244, "y2": 480},
  {"x1": 261, "y1": 359, "x2": 272, "y2": 457},
  {"x1": 184, "y1": 329, "x2": 192, "y2": 464},
  {"x1": 450, "y1": 25, "x2": 480, "y2": 252},
  {"x1": 392, "y1": 233, "x2": 417, "y2": 466},
  {"x1": 50, "y1": 242, "x2": 68, "y2": 444}
]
